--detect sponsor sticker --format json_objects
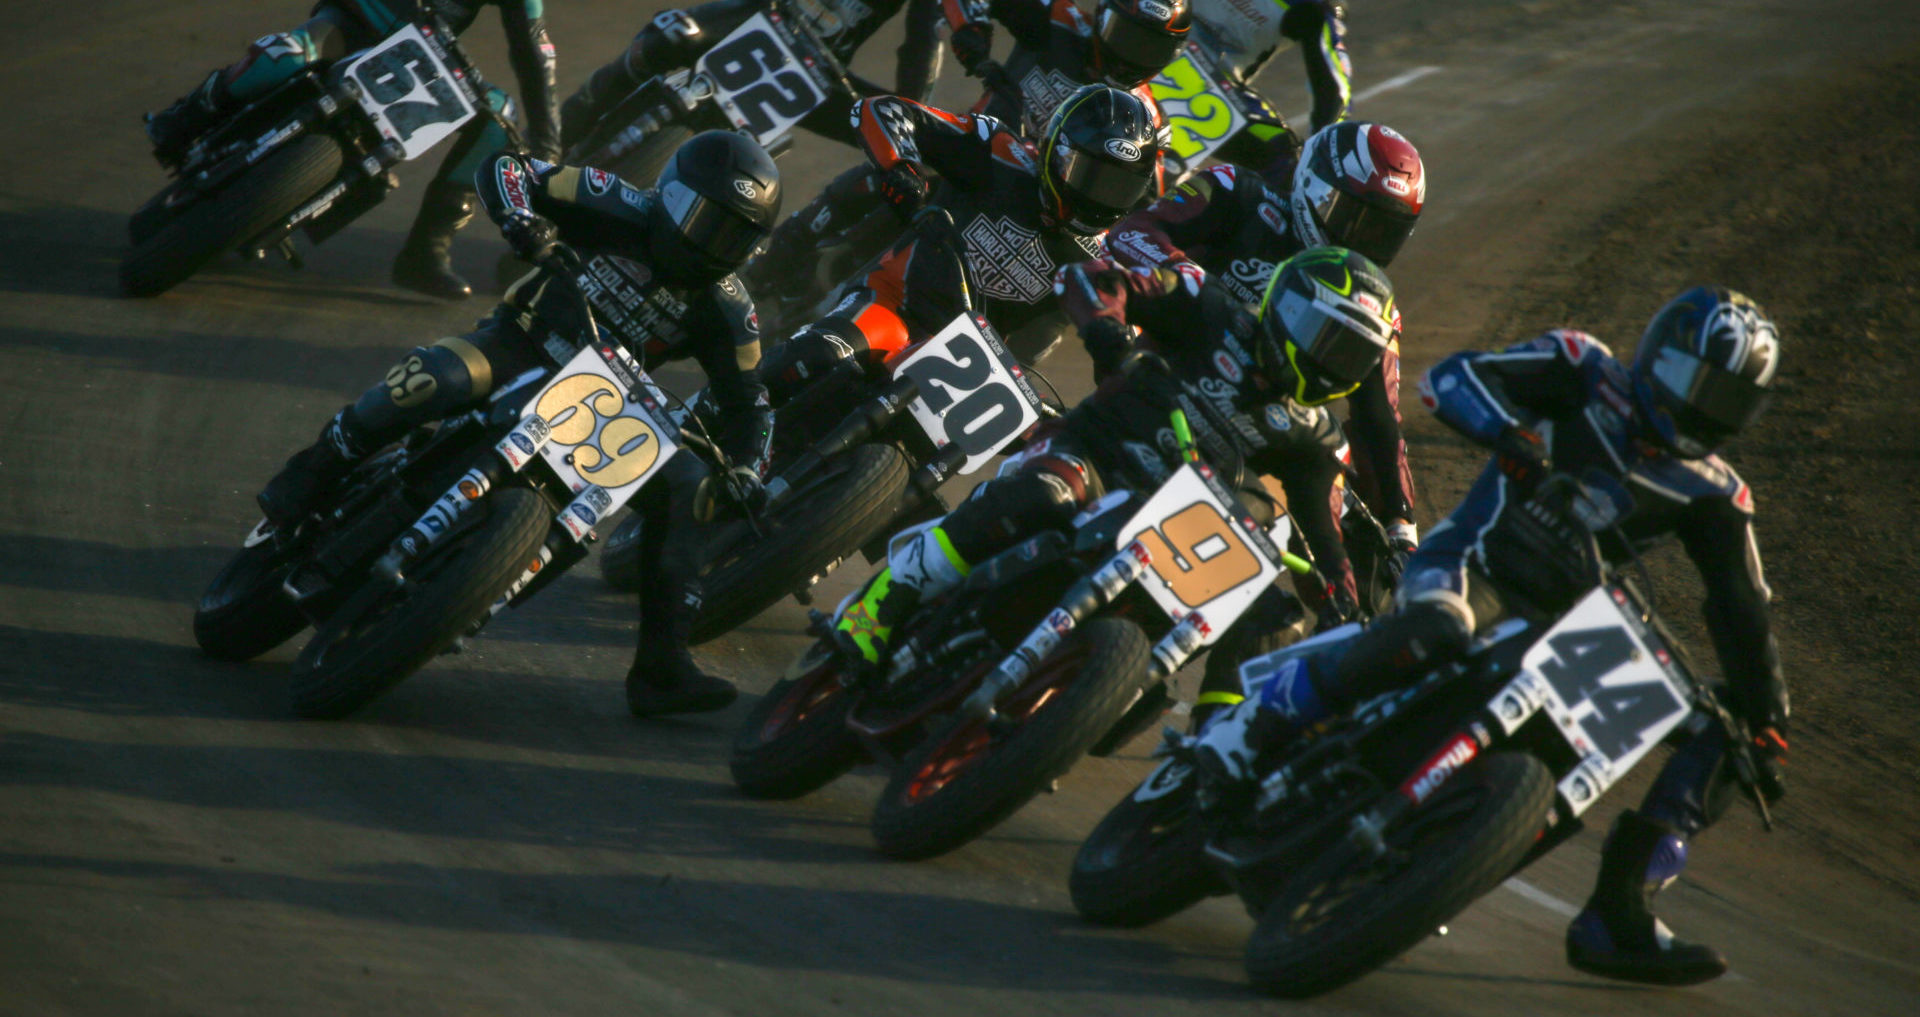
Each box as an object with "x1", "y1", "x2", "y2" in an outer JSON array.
[
  {"x1": 1104, "y1": 138, "x2": 1142, "y2": 162},
  {"x1": 1264, "y1": 403, "x2": 1292, "y2": 431},
  {"x1": 1213, "y1": 349, "x2": 1243, "y2": 383},
  {"x1": 734, "y1": 179, "x2": 759, "y2": 200},
  {"x1": 497, "y1": 158, "x2": 530, "y2": 212},
  {"x1": 585, "y1": 167, "x2": 615, "y2": 195},
  {"x1": 1400, "y1": 734, "x2": 1479, "y2": 804}
]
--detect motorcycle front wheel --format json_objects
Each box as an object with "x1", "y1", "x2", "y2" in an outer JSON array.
[
  {"x1": 728, "y1": 640, "x2": 866, "y2": 799},
  {"x1": 1070, "y1": 761, "x2": 1226, "y2": 927},
  {"x1": 193, "y1": 529, "x2": 309, "y2": 662},
  {"x1": 287, "y1": 487, "x2": 550, "y2": 719}
]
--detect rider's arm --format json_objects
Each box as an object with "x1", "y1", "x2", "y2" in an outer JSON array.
[
  {"x1": 1266, "y1": 444, "x2": 1361, "y2": 617},
  {"x1": 1418, "y1": 329, "x2": 1598, "y2": 447},
  {"x1": 1279, "y1": 1, "x2": 1353, "y2": 133},
  {"x1": 1345, "y1": 332, "x2": 1416, "y2": 522},
  {"x1": 475, "y1": 153, "x2": 653, "y2": 248},
  {"x1": 498, "y1": 2, "x2": 563, "y2": 161},
  {"x1": 943, "y1": 0, "x2": 1057, "y2": 49},
  {"x1": 1677, "y1": 483, "x2": 1790, "y2": 733},
  {"x1": 851, "y1": 96, "x2": 1009, "y2": 188},
  {"x1": 1107, "y1": 166, "x2": 1246, "y2": 288},
  {"x1": 897, "y1": 0, "x2": 947, "y2": 100},
  {"x1": 688, "y1": 282, "x2": 776, "y2": 478}
]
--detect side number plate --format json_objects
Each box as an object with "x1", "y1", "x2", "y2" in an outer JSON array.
[{"x1": 342, "y1": 24, "x2": 477, "y2": 161}]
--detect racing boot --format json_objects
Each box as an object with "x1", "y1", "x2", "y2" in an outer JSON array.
[
  {"x1": 832, "y1": 525, "x2": 971, "y2": 667},
  {"x1": 626, "y1": 582, "x2": 738, "y2": 717},
  {"x1": 392, "y1": 181, "x2": 476, "y2": 300},
  {"x1": 257, "y1": 412, "x2": 365, "y2": 527},
  {"x1": 145, "y1": 72, "x2": 227, "y2": 169},
  {"x1": 1189, "y1": 650, "x2": 1332, "y2": 813},
  {"x1": 1566, "y1": 810, "x2": 1728, "y2": 985}
]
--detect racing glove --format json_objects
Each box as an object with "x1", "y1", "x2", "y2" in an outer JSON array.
[
  {"x1": 950, "y1": 22, "x2": 993, "y2": 75},
  {"x1": 694, "y1": 465, "x2": 769, "y2": 524},
  {"x1": 1384, "y1": 518, "x2": 1418, "y2": 586},
  {"x1": 1490, "y1": 426, "x2": 1551, "y2": 496},
  {"x1": 1313, "y1": 579, "x2": 1361, "y2": 633},
  {"x1": 501, "y1": 210, "x2": 560, "y2": 264},
  {"x1": 876, "y1": 163, "x2": 929, "y2": 211},
  {"x1": 1080, "y1": 317, "x2": 1138, "y2": 382}
]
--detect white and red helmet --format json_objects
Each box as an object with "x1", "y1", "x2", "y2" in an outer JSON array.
[{"x1": 1290, "y1": 122, "x2": 1425, "y2": 267}]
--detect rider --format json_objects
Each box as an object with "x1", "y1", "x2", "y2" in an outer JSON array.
[
  {"x1": 1107, "y1": 121, "x2": 1427, "y2": 607},
  {"x1": 1194, "y1": 287, "x2": 1789, "y2": 985},
  {"x1": 557, "y1": 0, "x2": 946, "y2": 153},
  {"x1": 757, "y1": 84, "x2": 1160, "y2": 391},
  {"x1": 745, "y1": 0, "x2": 1186, "y2": 312},
  {"x1": 254, "y1": 132, "x2": 783, "y2": 717},
  {"x1": 143, "y1": 1, "x2": 563, "y2": 300},
  {"x1": 832, "y1": 246, "x2": 1398, "y2": 666}
]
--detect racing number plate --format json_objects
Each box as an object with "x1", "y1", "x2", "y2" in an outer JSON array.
[
  {"x1": 693, "y1": 13, "x2": 830, "y2": 145},
  {"x1": 1116, "y1": 463, "x2": 1283, "y2": 647},
  {"x1": 524, "y1": 344, "x2": 680, "y2": 515},
  {"x1": 1149, "y1": 45, "x2": 1248, "y2": 178},
  {"x1": 893, "y1": 314, "x2": 1044, "y2": 475},
  {"x1": 1521, "y1": 587, "x2": 1695, "y2": 814},
  {"x1": 342, "y1": 24, "x2": 477, "y2": 161}
]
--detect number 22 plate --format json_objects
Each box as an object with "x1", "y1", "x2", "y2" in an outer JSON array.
[{"x1": 1149, "y1": 45, "x2": 1248, "y2": 177}]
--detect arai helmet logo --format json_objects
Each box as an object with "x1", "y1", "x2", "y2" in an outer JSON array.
[
  {"x1": 733, "y1": 179, "x2": 758, "y2": 199},
  {"x1": 1104, "y1": 138, "x2": 1142, "y2": 161},
  {"x1": 1138, "y1": 0, "x2": 1173, "y2": 20}
]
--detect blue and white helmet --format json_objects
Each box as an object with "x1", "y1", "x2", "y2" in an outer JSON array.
[{"x1": 1630, "y1": 286, "x2": 1780, "y2": 458}]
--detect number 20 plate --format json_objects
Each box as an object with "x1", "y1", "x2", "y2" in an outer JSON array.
[
  {"x1": 524, "y1": 345, "x2": 680, "y2": 507},
  {"x1": 892, "y1": 315, "x2": 1043, "y2": 476},
  {"x1": 1115, "y1": 463, "x2": 1283, "y2": 647}
]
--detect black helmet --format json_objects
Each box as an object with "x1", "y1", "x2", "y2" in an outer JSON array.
[
  {"x1": 648, "y1": 130, "x2": 781, "y2": 284},
  {"x1": 1255, "y1": 247, "x2": 1396, "y2": 406},
  {"x1": 1630, "y1": 286, "x2": 1779, "y2": 458},
  {"x1": 1040, "y1": 85, "x2": 1160, "y2": 234},
  {"x1": 1291, "y1": 122, "x2": 1425, "y2": 267},
  {"x1": 1093, "y1": 0, "x2": 1192, "y2": 87}
]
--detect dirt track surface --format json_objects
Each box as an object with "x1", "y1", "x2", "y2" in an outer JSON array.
[{"x1": 2, "y1": 1, "x2": 1917, "y2": 1014}]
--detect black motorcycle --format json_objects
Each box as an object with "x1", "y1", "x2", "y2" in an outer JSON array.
[
  {"x1": 193, "y1": 245, "x2": 744, "y2": 718},
  {"x1": 1069, "y1": 472, "x2": 1778, "y2": 997},
  {"x1": 124, "y1": 14, "x2": 519, "y2": 296}
]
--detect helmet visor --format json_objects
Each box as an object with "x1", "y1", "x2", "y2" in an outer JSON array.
[
  {"x1": 1650, "y1": 346, "x2": 1771, "y2": 443},
  {"x1": 1305, "y1": 185, "x2": 1419, "y2": 267},
  {"x1": 660, "y1": 179, "x2": 768, "y2": 268},
  {"x1": 1052, "y1": 146, "x2": 1155, "y2": 224},
  {"x1": 1097, "y1": 10, "x2": 1182, "y2": 82},
  {"x1": 1273, "y1": 288, "x2": 1389, "y2": 383}
]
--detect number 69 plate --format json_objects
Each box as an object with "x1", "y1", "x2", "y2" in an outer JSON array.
[{"x1": 523, "y1": 345, "x2": 680, "y2": 504}]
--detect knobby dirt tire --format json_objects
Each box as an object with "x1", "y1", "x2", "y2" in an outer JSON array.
[
  {"x1": 288, "y1": 487, "x2": 550, "y2": 719},
  {"x1": 1070, "y1": 764, "x2": 1225, "y2": 927},
  {"x1": 1243, "y1": 751, "x2": 1553, "y2": 998},
  {"x1": 729, "y1": 643, "x2": 865, "y2": 799},
  {"x1": 193, "y1": 535, "x2": 309, "y2": 662},
  {"x1": 120, "y1": 135, "x2": 344, "y2": 297},
  {"x1": 870, "y1": 617, "x2": 1152, "y2": 860},
  {"x1": 689, "y1": 443, "x2": 911, "y2": 645}
]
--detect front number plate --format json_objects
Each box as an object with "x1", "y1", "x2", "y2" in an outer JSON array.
[
  {"x1": 521, "y1": 345, "x2": 680, "y2": 529},
  {"x1": 1149, "y1": 47, "x2": 1248, "y2": 179},
  {"x1": 693, "y1": 13, "x2": 830, "y2": 146},
  {"x1": 1114, "y1": 463, "x2": 1283, "y2": 647},
  {"x1": 342, "y1": 24, "x2": 478, "y2": 161},
  {"x1": 892, "y1": 314, "x2": 1044, "y2": 476}
]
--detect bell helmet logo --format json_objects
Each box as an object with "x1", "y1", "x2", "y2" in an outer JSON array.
[
  {"x1": 1103, "y1": 138, "x2": 1142, "y2": 162},
  {"x1": 733, "y1": 179, "x2": 758, "y2": 200},
  {"x1": 1138, "y1": 0, "x2": 1173, "y2": 20}
]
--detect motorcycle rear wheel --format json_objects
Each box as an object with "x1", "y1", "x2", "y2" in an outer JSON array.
[
  {"x1": 1070, "y1": 762, "x2": 1225, "y2": 926},
  {"x1": 1243, "y1": 751, "x2": 1553, "y2": 998},
  {"x1": 870, "y1": 616, "x2": 1151, "y2": 860},
  {"x1": 691, "y1": 443, "x2": 911, "y2": 644},
  {"x1": 120, "y1": 134, "x2": 344, "y2": 297},
  {"x1": 729, "y1": 641, "x2": 865, "y2": 799},
  {"x1": 287, "y1": 487, "x2": 550, "y2": 719}
]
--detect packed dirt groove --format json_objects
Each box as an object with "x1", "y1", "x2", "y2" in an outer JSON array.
[{"x1": 0, "y1": 1, "x2": 1916, "y2": 1015}]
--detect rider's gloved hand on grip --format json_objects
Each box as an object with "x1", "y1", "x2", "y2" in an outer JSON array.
[
  {"x1": 1750, "y1": 725, "x2": 1788, "y2": 803},
  {"x1": 1313, "y1": 580, "x2": 1361, "y2": 633},
  {"x1": 501, "y1": 210, "x2": 561, "y2": 264},
  {"x1": 950, "y1": 23, "x2": 993, "y2": 75},
  {"x1": 877, "y1": 163, "x2": 928, "y2": 211},
  {"x1": 1384, "y1": 518, "x2": 1418, "y2": 586},
  {"x1": 695, "y1": 466, "x2": 768, "y2": 523},
  {"x1": 1490, "y1": 426, "x2": 1551, "y2": 496},
  {"x1": 1080, "y1": 317, "x2": 1138, "y2": 382}
]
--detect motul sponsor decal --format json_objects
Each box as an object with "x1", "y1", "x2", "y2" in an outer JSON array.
[{"x1": 1400, "y1": 733, "x2": 1479, "y2": 804}]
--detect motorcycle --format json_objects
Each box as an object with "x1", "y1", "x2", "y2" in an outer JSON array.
[
  {"x1": 1069, "y1": 472, "x2": 1778, "y2": 997},
  {"x1": 602, "y1": 209, "x2": 1060, "y2": 643},
  {"x1": 730, "y1": 443, "x2": 1325, "y2": 860},
  {"x1": 124, "y1": 13, "x2": 520, "y2": 296},
  {"x1": 192, "y1": 244, "x2": 743, "y2": 718}
]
